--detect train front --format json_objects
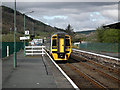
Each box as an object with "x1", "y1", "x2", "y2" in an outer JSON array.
[{"x1": 51, "y1": 32, "x2": 71, "y2": 61}]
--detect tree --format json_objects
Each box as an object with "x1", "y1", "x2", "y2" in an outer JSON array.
[
  {"x1": 103, "y1": 29, "x2": 119, "y2": 43},
  {"x1": 65, "y1": 24, "x2": 75, "y2": 36},
  {"x1": 96, "y1": 25, "x2": 120, "y2": 43},
  {"x1": 96, "y1": 26, "x2": 105, "y2": 42}
]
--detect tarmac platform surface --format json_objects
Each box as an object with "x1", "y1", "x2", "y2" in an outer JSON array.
[{"x1": 2, "y1": 51, "x2": 73, "y2": 89}]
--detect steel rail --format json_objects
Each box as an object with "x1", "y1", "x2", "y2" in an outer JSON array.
[
  {"x1": 87, "y1": 59, "x2": 120, "y2": 75},
  {"x1": 66, "y1": 63, "x2": 107, "y2": 89},
  {"x1": 78, "y1": 61, "x2": 120, "y2": 83},
  {"x1": 71, "y1": 53, "x2": 120, "y2": 75}
]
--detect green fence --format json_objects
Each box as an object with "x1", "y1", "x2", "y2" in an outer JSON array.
[
  {"x1": 79, "y1": 43, "x2": 120, "y2": 53},
  {"x1": 2, "y1": 42, "x2": 28, "y2": 58}
]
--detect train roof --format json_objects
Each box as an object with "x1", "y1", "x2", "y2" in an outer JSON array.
[{"x1": 51, "y1": 32, "x2": 69, "y2": 37}]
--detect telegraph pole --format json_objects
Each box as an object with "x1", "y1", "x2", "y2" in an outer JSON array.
[
  {"x1": 24, "y1": 14, "x2": 26, "y2": 56},
  {"x1": 23, "y1": 11, "x2": 34, "y2": 56},
  {"x1": 14, "y1": 0, "x2": 17, "y2": 68}
]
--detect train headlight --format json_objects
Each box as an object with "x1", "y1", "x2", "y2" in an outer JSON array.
[{"x1": 52, "y1": 47, "x2": 57, "y2": 49}]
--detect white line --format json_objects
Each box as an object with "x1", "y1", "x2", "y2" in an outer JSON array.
[
  {"x1": 44, "y1": 49, "x2": 80, "y2": 90},
  {"x1": 26, "y1": 53, "x2": 45, "y2": 55},
  {"x1": 25, "y1": 46, "x2": 46, "y2": 48},
  {"x1": 26, "y1": 50, "x2": 43, "y2": 51},
  {"x1": 72, "y1": 48, "x2": 120, "y2": 61}
]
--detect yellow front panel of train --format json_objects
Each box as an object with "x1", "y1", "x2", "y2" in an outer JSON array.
[{"x1": 59, "y1": 38, "x2": 64, "y2": 53}]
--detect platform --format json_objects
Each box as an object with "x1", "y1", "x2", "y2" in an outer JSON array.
[{"x1": 2, "y1": 51, "x2": 73, "y2": 89}]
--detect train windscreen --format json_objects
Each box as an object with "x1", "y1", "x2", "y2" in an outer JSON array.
[
  {"x1": 52, "y1": 39, "x2": 57, "y2": 46},
  {"x1": 65, "y1": 39, "x2": 70, "y2": 46}
]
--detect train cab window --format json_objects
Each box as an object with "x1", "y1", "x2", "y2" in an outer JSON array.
[
  {"x1": 52, "y1": 39, "x2": 57, "y2": 46},
  {"x1": 53, "y1": 36, "x2": 57, "y2": 38},
  {"x1": 65, "y1": 39, "x2": 70, "y2": 46},
  {"x1": 65, "y1": 36, "x2": 69, "y2": 38}
]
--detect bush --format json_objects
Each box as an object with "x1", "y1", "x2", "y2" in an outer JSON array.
[
  {"x1": 96, "y1": 27, "x2": 120, "y2": 43},
  {"x1": 103, "y1": 29, "x2": 119, "y2": 43},
  {"x1": 2, "y1": 33, "x2": 21, "y2": 42}
]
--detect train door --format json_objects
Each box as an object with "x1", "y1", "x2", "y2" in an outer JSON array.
[
  {"x1": 57, "y1": 34, "x2": 65, "y2": 59},
  {"x1": 59, "y1": 38, "x2": 64, "y2": 53}
]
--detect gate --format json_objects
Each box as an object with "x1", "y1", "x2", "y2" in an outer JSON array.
[{"x1": 25, "y1": 46, "x2": 46, "y2": 56}]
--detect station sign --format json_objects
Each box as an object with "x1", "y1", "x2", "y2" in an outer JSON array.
[
  {"x1": 25, "y1": 30, "x2": 29, "y2": 35},
  {"x1": 20, "y1": 36, "x2": 30, "y2": 40}
]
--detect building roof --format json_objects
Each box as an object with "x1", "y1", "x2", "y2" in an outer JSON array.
[{"x1": 103, "y1": 22, "x2": 120, "y2": 29}]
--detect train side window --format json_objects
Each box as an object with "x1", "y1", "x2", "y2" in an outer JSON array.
[
  {"x1": 65, "y1": 39, "x2": 70, "y2": 46},
  {"x1": 52, "y1": 39, "x2": 57, "y2": 46}
]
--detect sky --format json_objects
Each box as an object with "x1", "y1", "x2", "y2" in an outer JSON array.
[{"x1": 2, "y1": 1, "x2": 119, "y2": 32}]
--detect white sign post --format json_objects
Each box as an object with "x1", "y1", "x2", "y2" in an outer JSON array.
[{"x1": 7, "y1": 46, "x2": 9, "y2": 57}]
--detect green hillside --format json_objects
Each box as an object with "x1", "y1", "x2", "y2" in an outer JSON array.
[
  {"x1": 76, "y1": 30, "x2": 96, "y2": 34},
  {"x1": 2, "y1": 6, "x2": 65, "y2": 42}
]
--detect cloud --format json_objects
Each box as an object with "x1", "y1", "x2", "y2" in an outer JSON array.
[
  {"x1": 43, "y1": 15, "x2": 67, "y2": 20},
  {"x1": 2, "y1": 0, "x2": 120, "y2": 2},
  {"x1": 2, "y1": 2, "x2": 119, "y2": 31}
]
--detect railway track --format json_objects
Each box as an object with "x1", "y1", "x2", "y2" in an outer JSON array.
[
  {"x1": 66, "y1": 62, "x2": 108, "y2": 89},
  {"x1": 46, "y1": 49, "x2": 120, "y2": 89},
  {"x1": 58, "y1": 60, "x2": 108, "y2": 89},
  {"x1": 79, "y1": 61, "x2": 120, "y2": 83},
  {"x1": 58, "y1": 63, "x2": 105, "y2": 89},
  {"x1": 69, "y1": 54, "x2": 120, "y2": 88},
  {"x1": 71, "y1": 52, "x2": 120, "y2": 75},
  {"x1": 58, "y1": 58, "x2": 119, "y2": 89},
  {"x1": 71, "y1": 54, "x2": 120, "y2": 83},
  {"x1": 87, "y1": 59, "x2": 120, "y2": 75}
]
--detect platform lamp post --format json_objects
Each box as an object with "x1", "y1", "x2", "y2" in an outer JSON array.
[
  {"x1": 23, "y1": 11, "x2": 34, "y2": 56},
  {"x1": 13, "y1": 0, "x2": 17, "y2": 68}
]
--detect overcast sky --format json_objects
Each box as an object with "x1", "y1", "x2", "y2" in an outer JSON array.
[{"x1": 2, "y1": 1, "x2": 119, "y2": 32}]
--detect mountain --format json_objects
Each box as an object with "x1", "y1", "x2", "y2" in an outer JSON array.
[
  {"x1": 2, "y1": 6, "x2": 65, "y2": 39},
  {"x1": 76, "y1": 30, "x2": 96, "y2": 34}
]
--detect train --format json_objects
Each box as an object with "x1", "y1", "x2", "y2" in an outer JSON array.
[{"x1": 50, "y1": 32, "x2": 71, "y2": 61}]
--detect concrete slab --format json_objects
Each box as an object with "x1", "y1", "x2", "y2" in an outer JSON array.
[
  {"x1": 3, "y1": 51, "x2": 57, "y2": 88},
  {"x1": 43, "y1": 55, "x2": 73, "y2": 88},
  {"x1": 2, "y1": 51, "x2": 73, "y2": 89}
]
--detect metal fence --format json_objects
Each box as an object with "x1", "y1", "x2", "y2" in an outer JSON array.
[
  {"x1": 25, "y1": 46, "x2": 46, "y2": 56},
  {"x1": 79, "y1": 43, "x2": 120, "y2": 53},
  {"x1": 2, "y1": 42, "x2": 28, "y2": 58}
]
